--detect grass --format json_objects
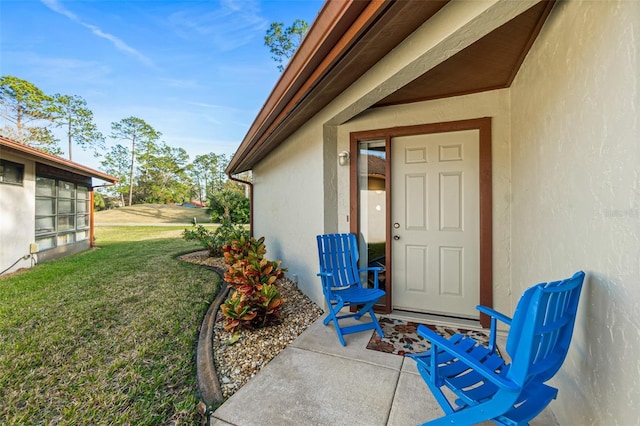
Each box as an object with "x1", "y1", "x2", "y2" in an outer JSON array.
[
  {"x1": 0, "y1": 226, "x2": 220, "y2": 424},
  {"x1": 95, "y1": 204, "x2": 213, "y2": 224}
]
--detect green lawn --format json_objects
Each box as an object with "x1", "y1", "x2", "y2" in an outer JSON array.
[
  {"x1": 95, "y1": 204, "x2": 213, "y2": 224},
  {"x1": 0, "y1": 226, "x2": 220, "y2": 424}
]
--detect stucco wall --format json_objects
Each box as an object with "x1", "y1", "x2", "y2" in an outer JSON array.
[
  {"x1": 510, "y1": 0, "x2": 639, "y2": 424},
  {"x1": 252, "y1": 120, "x2": 329, "y2": 307},
  {"x1": 0, "y1": 153, "x2": 36, "y2": 275},
  {"x1": 337, "y1": 89, "x2": 513, "y2": 316}
]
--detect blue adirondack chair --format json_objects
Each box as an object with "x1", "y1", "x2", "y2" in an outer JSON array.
[
  {"x1": 408, "y1": 271, "x2": 585, "y2": 425},
  {"x1": 316, "y1": 233, "x2": 386, "y2": 346}
]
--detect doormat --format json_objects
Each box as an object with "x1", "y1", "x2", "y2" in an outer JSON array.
[{"x1": 366, "y1": 317, "x2": 494, "y2": 356}]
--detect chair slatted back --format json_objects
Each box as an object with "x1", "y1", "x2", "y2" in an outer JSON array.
[
  {"x1": 508, "y1": 271, "x2": 584, "y2": 386},
  {"x1": 317, "y1": 234, "x2": 360, "y2": 289}
]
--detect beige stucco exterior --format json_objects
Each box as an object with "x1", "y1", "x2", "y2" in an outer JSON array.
[
  {"x1": 249, "y1": 0, "x2": 639, "y2": 424},
  {"x1": 0, "y1": 152, "x2": 37, "y2": 274},
  {"x1": 1, "y1": 137, "x2": 115, "y2": 276},
  {"x1": 509, "y1": 1, "x2": 640, "y2": 424}
]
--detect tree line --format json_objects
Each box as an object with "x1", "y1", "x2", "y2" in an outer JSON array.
[
  {"x1": 0, "y1": 75, "x2": 248, "y2": 221},
  {"x1": 1, "y1": 19, "x2": 309, "y2": 220}
]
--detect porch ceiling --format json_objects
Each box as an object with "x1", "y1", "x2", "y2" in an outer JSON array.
[{"x1": 227, "y1": 0, "x2": 555, "y2": 175}]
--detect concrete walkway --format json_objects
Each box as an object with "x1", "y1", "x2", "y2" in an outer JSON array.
[{"x1": 210, "y1": 316, "x2": 559, "y2": 426}]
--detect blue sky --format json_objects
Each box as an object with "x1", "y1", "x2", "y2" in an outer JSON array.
[{"x1": 0, "y1": 0, "x2": 324, "y2": 170}]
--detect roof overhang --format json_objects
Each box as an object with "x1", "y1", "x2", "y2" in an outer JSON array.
[
  {"x1": 227, "y1": 0, "x2": 555, "y2": 175},
  {"x1": 0, "y1": 135, "x2": 118, "y2": 186}
]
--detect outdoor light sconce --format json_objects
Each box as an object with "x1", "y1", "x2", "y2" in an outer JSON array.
[{"x1": 338, "y1": 151, "x2": 350, "y2": 166}]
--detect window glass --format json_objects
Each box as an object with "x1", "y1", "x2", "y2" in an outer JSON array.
[
  {"x1": 77, "y1": 199, "x2": 88, "y2": 213},
  {"x1": 0, "y1": 160, "x2": 24, "y2": 185},
  {"x1": 358, "y1": 139, "x2": 388, "y2": 308},
  {"x1": 36, "y1": 177, "x2": 56, "y2": 196},
  {"x1": 77, "y1": 214, "x2": 90, "y2": 229},
  {"x1": 57, "y1": 233, "x2": 75, "y2": 246},
  {"x1": 36, "y1": 236, "x2": 56, "y2": 250},
  {"x1": 77, "y1": 186, "x2": 88, "y2": 200},
  {"x1": 35, "y1": 216, "x2": 56, "y2": 234},
  {"x1": 58, "y1": 199, "x2": 75, "y2": 214},
  {"x1": 58, "y1": 181, "x2": 75, "y2": 199},
  {"x1": 58, "y1": 215, "x2": 75, "y2": 231},
  {"x1": 34, "y1": 177, "x2": 90, "y2": 252},
  {"x1": 36, "y1": 198, "x2": 56, "y2": 215}
]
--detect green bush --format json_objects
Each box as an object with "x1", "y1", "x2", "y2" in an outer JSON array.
[
  {"x1": 182, "y1": 218, "x2": 248, "y2": 257},
  {"x1": 207, "y1": 188, "x2": 250, "y2": 224}
]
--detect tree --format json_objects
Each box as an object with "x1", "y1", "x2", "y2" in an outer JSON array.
[
  {"x1": 0, "y1": 75, "x2": 60, "y2": 153},
  {"x1": 0, "y1": 75, "x2": 52, "y2": 140},
  {"x1": 207, "y1": 182, "x2": 250, "y2": 224},
  {"x1": 93, "y1": 192, "x2": 106, "y2": 211},
  {"x1": 52, "y1": 94, "x2": 105, "y2": 161},
  {"x1": 101, "y1": 144, "x2": 131, "y2": 206},
  {"x1": 0, "y1": 124, "x2": 62, "y2": 155},
  {"x1": 110, "y1": 117, "x2": 161, "y2": 206},
  {"x1": 190, "y1": 153, "x2": 230, "y2": 203},
  {"x1": 135, "y1": 143, "x2": 192, "y2": 204},
  {"x1": 264, "y1": 20, "x2": 309, "y2": 72}
]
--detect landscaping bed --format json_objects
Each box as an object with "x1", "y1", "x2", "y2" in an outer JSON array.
[{"x1": 180, "y1": 251, "x2": 323, "y2": 399}]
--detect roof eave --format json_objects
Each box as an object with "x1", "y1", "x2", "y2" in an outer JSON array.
[
  {"x1": 226, "y1": 0, "x2": 382, "y2": 175},
  {"x1": 0, "y1": 136, "x2": 119, "y2": 185}
]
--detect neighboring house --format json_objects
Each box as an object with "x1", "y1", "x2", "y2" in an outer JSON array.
[
  {"x1": 0, "y1": 135, "x2": 118, "y2": 275},
  {"x1": 183, "y1": 200, "x2": 206, "y2": 208},
  {"x1": 226, "y1": 0, "x2": 639, "y2": 424}
]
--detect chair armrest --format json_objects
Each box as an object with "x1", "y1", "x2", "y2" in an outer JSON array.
[
  {"x1": 317, "y1": 271, "x2": 335, "y2": 294},
  {"x1": 357, "y1": 266, "x2": 383, "y2": 289},
  {"x1": 476, "y1": 305, "x2": 511, "y2": 354},
  {"x1": 416, "y1": 325, "x2": 520, "y2": 391},
  {"x1": 476, "y1": 305, "x2": 512, "y2": 326}
]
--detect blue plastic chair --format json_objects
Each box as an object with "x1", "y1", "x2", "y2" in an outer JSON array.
[
  {"x1": 408, "y1": 271, "x2": 585, "y2": 425},
  {"x1": 316, "y1": 233, "x2": 386, "y2": 346}
]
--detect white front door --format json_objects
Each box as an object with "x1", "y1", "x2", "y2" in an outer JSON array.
[{"x1": 391, "y1": 130, "x2": 480, "y2": 318}]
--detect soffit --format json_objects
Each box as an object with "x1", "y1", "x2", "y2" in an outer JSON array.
[
  {"x1": 374, "y1": 1, "x2": 554, "y2": 106},
  {"x1": 228, "y1": 0, "x2": 554, "y2": 174}
]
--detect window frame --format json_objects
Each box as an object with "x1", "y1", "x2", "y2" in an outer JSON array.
[
  {"x1": 0, "y1": 159, "x2": 25, "y2": 186},
  {"x1": 35, "y1": 175, "x2": 92, "y2": 251}
]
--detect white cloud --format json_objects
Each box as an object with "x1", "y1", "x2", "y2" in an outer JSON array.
[
  {"x1": 40, "y1": 0, "x2": 154, "y2": 67},
  {"x1": 185, "y1": 101, "x2": 227, "y2": 110},
  {"x1": 167, "y1": 0, "x2": 269, "y2": 51}
]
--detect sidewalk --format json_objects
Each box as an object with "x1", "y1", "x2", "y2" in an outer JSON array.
[{"x1": 210, "y1": 316, "x2": 559, "y2": 425}]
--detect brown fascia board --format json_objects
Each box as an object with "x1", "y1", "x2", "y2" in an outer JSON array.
[
  {"x1": 226, "y1": 0, "x2": 387, "y2": 175},
  {"x1": 0, "y1": 135, "x2": 118, "y2": 185}
]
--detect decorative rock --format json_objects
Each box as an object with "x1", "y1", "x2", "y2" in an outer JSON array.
[
  {"x1": 212, "y1": 275, "x2": 323, "y2": 399},
  {"x1": 180, "y1": 251, "x2": 324, "y2": 400}
]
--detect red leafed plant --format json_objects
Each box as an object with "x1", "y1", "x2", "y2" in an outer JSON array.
[{"x1": 220, "y1": 236, "x2": 286, "y2": 331}]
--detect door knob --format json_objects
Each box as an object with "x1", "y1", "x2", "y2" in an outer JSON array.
[{"x1": 393, "y1": 235, "x2": 400, "y2": 240}]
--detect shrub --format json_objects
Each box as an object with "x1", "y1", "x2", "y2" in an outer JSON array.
[
  {"x1": 207, "y1": 188, "x2": 250, "y2": 224},
  {"x1": 220, "y1": 236, "x2": 286, "y2": 331},
  {"x1": 182, "y1": 218, "x2": 248, "y2": 257}
]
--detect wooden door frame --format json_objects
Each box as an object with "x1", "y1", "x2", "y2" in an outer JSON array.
[{"x1": 349, "y1": 117, "x2": 493, "y2": 327}]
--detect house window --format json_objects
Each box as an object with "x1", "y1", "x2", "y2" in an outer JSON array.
[
  {"x1": 0, "y1": 159, "x2": 24, "y2": 185},
  {"x1": 35, "y1": 177, "x2": 91, "y2": 251}
]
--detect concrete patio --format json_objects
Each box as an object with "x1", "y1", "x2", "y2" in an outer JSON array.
[{"x1": 210, "y1": 316, "x2": 559, "y2": 425}]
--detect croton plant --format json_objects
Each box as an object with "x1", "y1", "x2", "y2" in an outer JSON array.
[{"x1": 220, "y1": 236, "x2": 286, "y2": 331}]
